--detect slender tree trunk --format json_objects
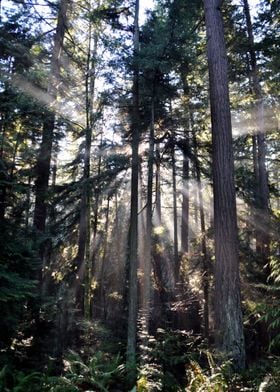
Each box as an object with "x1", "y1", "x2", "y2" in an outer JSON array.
[
  {"x1": 98, "y1": 195, "x2": 110, "y2": 320},
  {"x1": 25, "y1": 175, "x2": 31, "y2": 229},
  {"x1": 0, "y1": 117, "x2": 5, "y2": 160},
  {"x1": 77, "y1": 22, "x2": 99, "y2": 318},
  {"x1": 9, "y1": 131, "x2": 21, "y2": 179},
  {"x1": 90, "y1": 137, "x2": 102, "y2": 317},
  {"x1": 192, "y1": 127, "x2": 209, "y2": 339},
  {"x1": 171, "y1": 133, "x2": 179, "y2": 279},
  {"x1": 193, "y1": 165, "x2": 199, "y2": 235},
  {"x1": 204, "y1": 0, "x2": 245, "y2": 369},
  {"x1": 155, "y1": 143, "x2": 162, "y2": 223},
  {"x1": 0, "y1": 162, "x2": 7, "y2": 221},
  {"x1": 180, "y1": 78, "x2": 191, "y2": 255},
  {"x1": 141, "y1": 97, "x2": 154, "y2": 349},
  {"x1": 126, "y1": 0, "x2": 140, "y2": 377},
  {"x1": 93, "y1": 142, "x2": 102, "y2": 238},
  {"x1": 181, "y1": 145, "x2": 189, "y2": 254},
  {"x1": 0, "y1": 126, "x2": 20, "y2": 221},
  {"x1": 243, "y1": 0, "x2": 270, "y2": 264}
]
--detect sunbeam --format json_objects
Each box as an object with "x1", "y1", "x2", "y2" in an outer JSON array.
[{"x1": 232, "y1": 105, "x2": 279, "y2": 138}]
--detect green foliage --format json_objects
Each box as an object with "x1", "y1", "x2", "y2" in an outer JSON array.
[
  {"x1": 137, "y1": 363, "x2": 163, "y2": 392},
  {"x1": 0, "y1": 223, "x2": 37, "y2": 352},
  {"x1": 0, "y1": 350, "x2": 125, "y2": 392},
  {"x1": 258, "y1": 250, "x2": 280, "y2": 352},
  {"x1": 241, "y1": 356, "x2": 280, "y2": 391},
  {"x1": 61, "y1": 350, "x2": 125, "y2": 391},
  {"x1": 138, "y1": 329, "x2": 204, "y2": 391},
  {"x1": 186, "y1": 359, "x2": 228, "y2": 392},
  {"x1": 0, "y1": 365, "x2": 44, "y2": 392}
]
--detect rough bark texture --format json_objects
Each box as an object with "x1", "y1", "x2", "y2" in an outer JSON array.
[
  {"x1": 204, "y1": 0, "x2": 245, "y2": 369},
  {"x1": 126, "y1": 0, "x2": 140, "y2": 374},
  {"x1": 33, "y1": 0, "x2": 69, "y2": 302},
  {"x1": 33, "y1": 114, "x2": 55, "y2": 233},
  {"x1": 33, "y1": 0, "x2": 68, "y2": 235}
]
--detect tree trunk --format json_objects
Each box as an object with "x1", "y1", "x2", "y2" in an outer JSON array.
[
  {"x1": 77, "y1": 22, "x2": 99, "y2": 318},
  {"x1": 204, "y1": 0, "x2": 245, "y2": 369},
  {"x1": 98, "y1": 195, "x2": 110, "y2": 320},
  {"x1": 180, "y1": 76, "x2": 190, "y2": 255},
  {"x1": 141, "y1": 97, "x2": 154, "y2": 350},
  {"x1": 171, "y1": 130, "x2": 179, "y2": 279},
  {"x1": 42, "y1": 150, "x2": 58, "y2": 295},
  {"x1": 126, "y1": 0, "x2": 140, "y2": 377},
  {"x1": 33, "y1": 0, "x2": 69, "y2": 289},
  {"x1": 243, "y1": 0, "x2": 270, "y2": 265},
  {"x1": 192, "y1": 126, "x2": 209, "y2": 339},
  {"x1": 33, "y1": 0, "x2": 68, "y2": 234},
  {"x1": 155, "y1": 143, "x2": 162, "y2": 223},
  {"x1": 181, "y1": 146, "x2": 189, "y2": 254}
]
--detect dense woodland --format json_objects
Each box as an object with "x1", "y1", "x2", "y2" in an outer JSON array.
[{"x1": 0, "y1": 0, "x2": 279, "y2": 390}]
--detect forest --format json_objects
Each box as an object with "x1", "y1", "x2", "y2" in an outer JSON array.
[{"x1": 0, "y1": 0, "x2": 279, "y2": 390}]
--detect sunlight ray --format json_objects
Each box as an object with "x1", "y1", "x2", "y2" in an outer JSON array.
[
  {"x1": 232, "y1": 106, "x2": 279, "y2": 138},
  {"x1": 12, "y1": 74, "x2": 85, "y2": 128}
]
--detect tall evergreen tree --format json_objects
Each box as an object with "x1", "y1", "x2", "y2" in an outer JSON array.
[
  {"x1": 203, "y1": 0, "x2": 245, "y2": 369},
  {"x1": 33, "y1": 0, "x2": 69, "y2": 280},
  {"x1": 126, "y1": 0, "x2": 140, "y2": 378}
]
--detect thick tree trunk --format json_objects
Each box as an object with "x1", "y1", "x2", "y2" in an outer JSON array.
[
  {"x1": 41, "y1": 152, "x2": 58, "y2": 295},
  {"x1": 33, "y1": 0, "x2": 68, "y2": 235},
  {"x1": 126, "y1": 0, "x2": 140, "y2": 376},
  {"x1": 33, "y1": 115, "x2": 55, "y2": 233},
  {"x1": 204, "y1": 0, "x2": 245, "y2": 369}
]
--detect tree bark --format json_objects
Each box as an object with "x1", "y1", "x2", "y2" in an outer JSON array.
[
  {"x1": 76, "y1": 19, "x2": 99, "y2": 317},
  {"x1": 141, "y1": 97, "x2": 154, "y2": 348},
  {"x1": 181, "y1": 144, "x2": 189, "y2": 254},
  {"x1": 192, "y1": 126, "x2": 209, "y2": 339},
  {"x1": 204, "y1": 0, "x2": 245, "y2": 369},
  {"x1": 180, "y1": 78, "x2": 190, "y2": 254},
  {"x1": 126, "y1": 0, "x2": 140, "y2": 377},
  {"x1": 33, "y1": 0, "x2": 69, "y2": 235},
  {"x1": 171, "y1": 128, "x2": 179, "y2": 279},
  {"x1": 243, "y1": 0, "x2": 270, "y2": 264},
  {"x1": 155, "y1": 143, "x2": 162, "y2": 223}
]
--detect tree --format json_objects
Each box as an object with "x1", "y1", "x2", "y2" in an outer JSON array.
[
  {"x1": 33, "y1": 0, "x2": 69, "y2": 282},
  {"x1": 203, "y1": 0, "x2": 245, "y2": 369},
  {"x1": 243, "y1": 0, "x2": 270, "y2": 267},
  {"x1": 126, "y1": 0, "x2": 140, "y2": 377}
]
